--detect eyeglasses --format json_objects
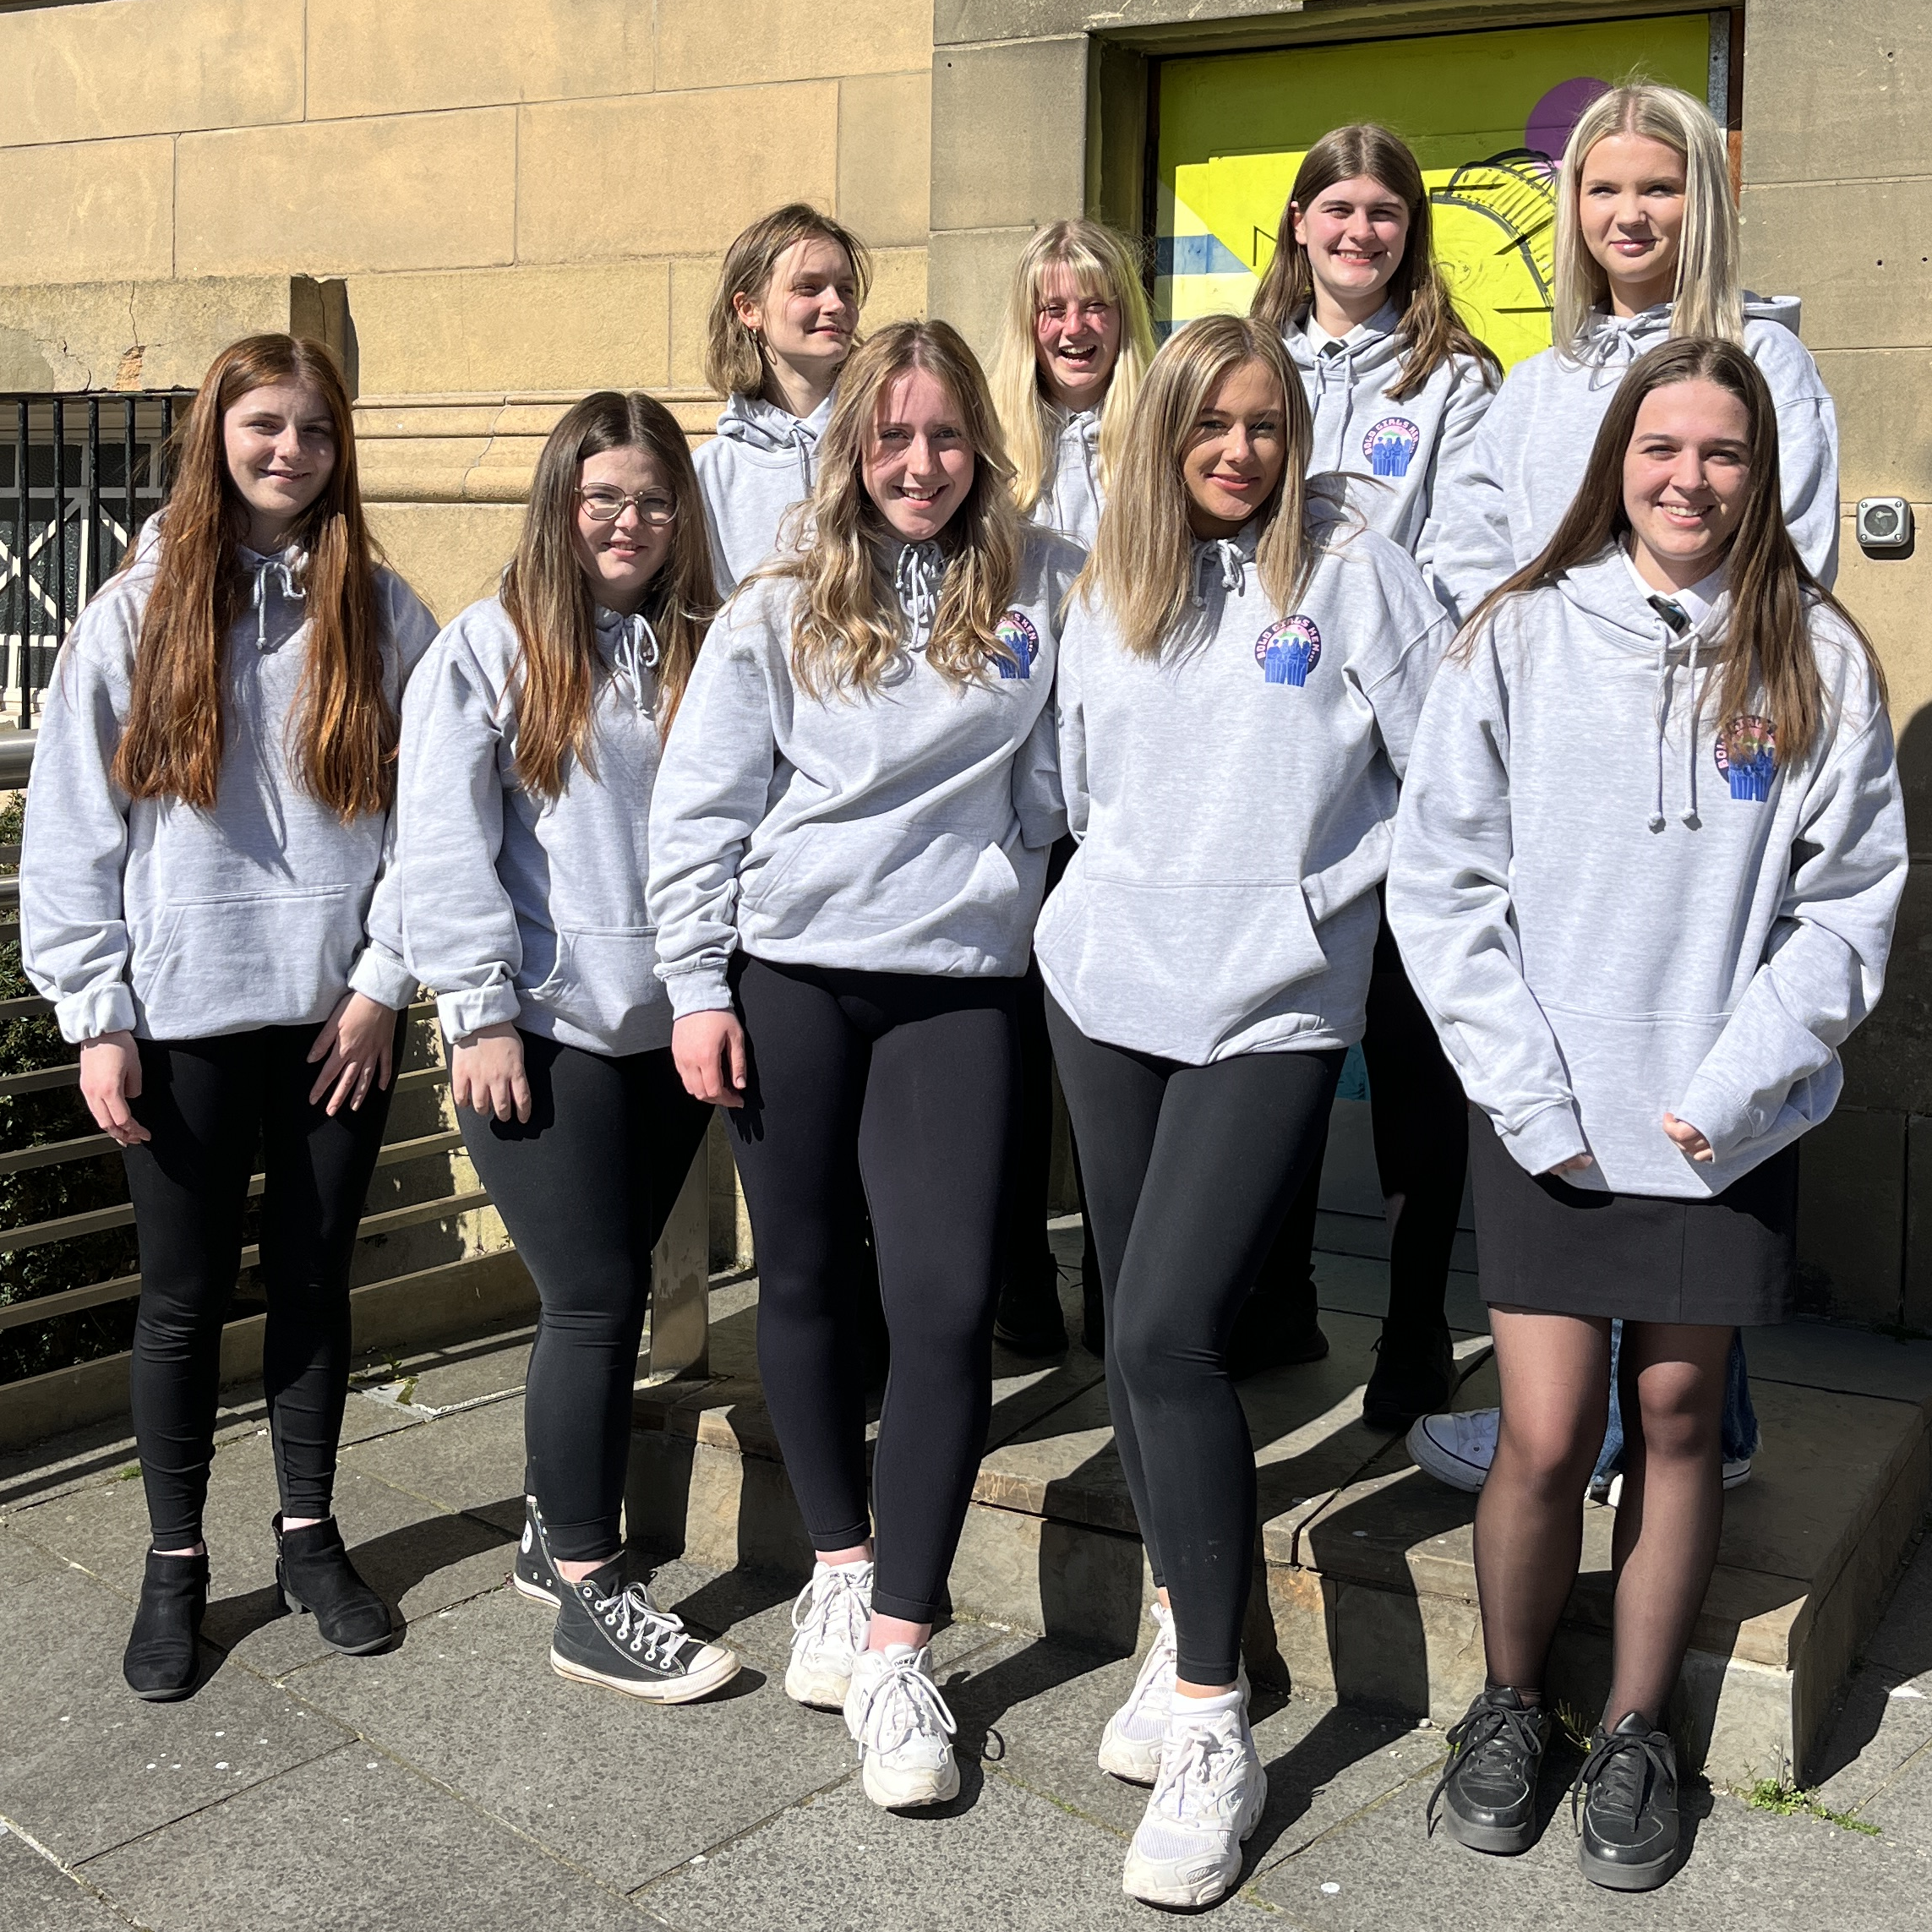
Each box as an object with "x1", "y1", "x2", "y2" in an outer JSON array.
[{"x1": 578, "y1": 487, "x2": 679, "y2": 526}]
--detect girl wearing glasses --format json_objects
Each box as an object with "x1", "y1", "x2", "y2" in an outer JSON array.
[
  {"x1": 697, "y1": 203, "x2": 873, "y2": 594},
  {"x1": 650, "y1": 321, "x2": 1078, "y2": 1810},
  {"x1": 397, "y1": 391, "x2": 740, "y2": 1705}
]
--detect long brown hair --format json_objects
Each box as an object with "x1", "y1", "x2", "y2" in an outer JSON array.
[
  {"x1": 778, "y1": 321, "x2": 1024, "y2": 700},
  {"x1": 500, "y1": 391, "x2": 718, "y2": 797},
  {"x1": 1460, "y1": 337, "x2": 1880, "y2": 768},
  {"x1": 1251, "y1": 124, "x2": 1498, "y2": 402},
  {"x1": 1082, "y1": 314, "x2": 1318, "y2": 659},
  {"x1": 703, "y1": 203, "x2": 873, "y2": 401},
  {"x1": 112, "y1": 333, "x2": 391, "y2": 817}
]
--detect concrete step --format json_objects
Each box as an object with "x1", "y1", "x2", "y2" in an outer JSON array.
[{"x1": 626, "y1": 1225, "x2": 1932, "y2": 1787}]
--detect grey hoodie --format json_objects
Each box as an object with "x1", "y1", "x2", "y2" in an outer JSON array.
[
  {"x1": 21, "y1": 531, "x2": 438, "y2": 1043},
  {"x1": 1036, "y1": 517, "x2": 1453, "y2": 1064},
  {"x1": 694, "y1": 389, "x2": 836, "y2": 595},
  {"x1": 1431, "y1": 297, "x2": 1840, "y2": 615},
  {"x1": 1386, "y1": 546, "x2": 1904, "y2": 1197},
  {"x1": 1027, "y1": 407, "x2": 1104, "y2": 553},
  {"x1": 647, "y1": 532, "x2": 1081, "y2": 1015},
  {"x1": 396, "y1": 594, "x2": 678, "y2": 1057},
  {"x1": 1285, "y1": 302, "x2": 1497, "y2": 577}
]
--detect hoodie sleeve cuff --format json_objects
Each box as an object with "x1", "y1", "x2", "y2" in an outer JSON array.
[
  {"x1": 1670, "y1": 1073, "x2": 1761, "y2": 1163},
  {"x1": 661, "y1": 962, "x2": 735, "y2": 1020},
  {"x1": 1494, "y1": 1100, "x2": 1590, "y2": 1177},
  {"x1": 436, "y1": 985, "x2": 523, "y2": 1042},
  {"x1": 347, "y1": 944, "x2": 420, "y2": 1012},
  {"x1": 56, "y1": 982, "x2": 137, "y2": 1045}
]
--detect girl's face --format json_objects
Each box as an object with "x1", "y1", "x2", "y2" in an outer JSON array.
[
  {"x1": 223, "y1": 382, "x2": 336, "y2": 545},
  {"x1": 1182, "y1": 357, "x2": 1288, "y2": 541},
  {"x1": 1033, "y1": 265, "x2": 1122, "y2": 412},
  {"x1": 864, "y1": 366, "x2": 976, "y2": 543},
  {"x1": 1622, "y1": 378, "x2": 1753, "y2": 586},
  {"x1": 570, "y1": 445, "x2": 677, "y2": 614},
  {"x1": 1578, "y1": 132, "x2": 1689, "y2": 314},
  {"x1": 1291, "y1": 174, "x2": 1410, "y2": 308},
  {"x1": 736, "y1": 237, "x2": 860, "y2": 381}
]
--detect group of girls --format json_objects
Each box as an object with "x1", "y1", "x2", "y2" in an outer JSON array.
[{"x1": 19, "y1": 77, "x2": 1902, "y2": 1912}]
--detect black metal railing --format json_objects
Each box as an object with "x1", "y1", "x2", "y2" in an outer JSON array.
[{"x1": 1, "y1": 392, "x2": 194, "y2": 726}]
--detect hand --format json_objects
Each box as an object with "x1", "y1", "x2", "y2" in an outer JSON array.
[
  {"x1": 672, "y1": 1011, "x2": 748, "y2": 1108},
  {"x1": 1662, "y1": 1111, "x2": 1715, "y2": 1164},
  {"x1": 308, "y1": 991, "x2": 398, "y2": 1114},
  {"x1": 1547, "y1": 1152, "x2": 1594, "y2": 1175},
  {"x1": 450, "y1": 1021, "x2": 531, "y2": 1123},
  {"x1": 79, "y1": 1030, "x2": 150, "y2": 1146}
]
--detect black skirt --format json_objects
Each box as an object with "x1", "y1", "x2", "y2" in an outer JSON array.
[{"x1": 1467, "y1": 1115, "x2": 1797, "y2": 1326}]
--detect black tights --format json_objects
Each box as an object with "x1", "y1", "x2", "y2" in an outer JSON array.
[
  {"x1": 1479, "y1": 1311, "x2": 1732, "y2": 1725},
  {"x1": 459, "y1": 1034, "x2": 712, "y2": 1564},
  {"x1": 124, "y1": 1023, "x2": 400, "y2": 1548},
  {"x1": 729, "y1": 957, "x2": 1017, "y2": 1625},
  {"x1": 1046, "y1": 994, "x2": 1340, "y2": 1686}
]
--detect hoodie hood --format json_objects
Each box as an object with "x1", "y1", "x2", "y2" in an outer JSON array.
[
  {"x1": 1027, "y1": 407, "x2": 1105, "y2": 552},
  {"x1": 696, "y1": 389, "x2": 839, "y2": 597},
  {"x1": 1565, "y1": 292, "x2": 1805, "y2": 379},
  {"x1": 713, "y1": 387, "x2": 837, "y2": 462}
]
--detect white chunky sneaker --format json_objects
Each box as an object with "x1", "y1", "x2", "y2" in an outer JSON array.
[
  {"x1": 1099, "y1": 1602, "x2": 1253, "y2": 1786},
  {"x1": 843, "y1": 1642, "x2": 959, "y2": 1810},
  {"x1": 1406, "y1": 1408, "x2": 1499, "y2": 1492},
  {"x1": 785, "y1": 1558, "x2": 873, "y2": 1710},
  {"x1": 1122, "y1": 1696, "x2": 1267, "y2": 1909}
]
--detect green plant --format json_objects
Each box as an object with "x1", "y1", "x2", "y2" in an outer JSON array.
[{"x1": 1740, "y1": 1778, "x2": 1880, "y2": 1836}]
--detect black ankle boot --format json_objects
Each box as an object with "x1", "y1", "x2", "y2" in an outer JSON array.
[
  {"x1": 993, "y1": 1250, "x2": 1067, "y2": 1356},
  {"x1": 1575, "y1": 1714, "x2": 1680, "y2": 1890},
  {"x1": 123, "y1": 1549, "x2": 210, "y2": 1701},
  {"x1": 1362, "y1": 1322, "x2": 1456, "y2": 1431},
  {"x1": 275, "y1": 1515, "x2": 392, "y2": 1655}
]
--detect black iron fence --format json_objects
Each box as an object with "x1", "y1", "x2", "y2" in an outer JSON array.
[{"x1": 0, "y1": 392, "x2": 193, "y2": 726}]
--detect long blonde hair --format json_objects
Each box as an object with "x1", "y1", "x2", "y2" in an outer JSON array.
[
  {"x1": 1553, "y1": 83, "x2": 1743, "y2": 356},
  {"x1": 703, "y1": 203, "x2": 873, "y2": 401},
  {"x1": 1251, "y1": 125, "x2": 1499, "y2": 401},
  {"x1": 1083, "y1": 314, "x2": 1318, "y2": 659},
  {"x1": 990, "y1": 221, "x2": 1157, "y2": 517},
  {"x1": 777, "y1": 320, "x2": 1024, "y2": 700},
  {"x1": 500, "y1": 392, "x2": 717, "y2": 796}
]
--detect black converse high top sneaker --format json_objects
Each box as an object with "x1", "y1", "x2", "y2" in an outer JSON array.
[{"x1": 548, "y1": 1556, "x2": 740, "y2": 1703}]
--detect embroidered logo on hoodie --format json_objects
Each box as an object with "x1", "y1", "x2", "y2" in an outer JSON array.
[
  {"x1": 1715, "y1": 715, "x2": 1777, "y2": 802},
  {"x1": 1362, "y1": 418, "x2": 1422, "y2": 478},
  {"x1": 994, "y1": 610, "x2": 1040, "y2": 680},
  {"x1": 1257, "y1": 616, "x2": 1321, "y2": 687}
]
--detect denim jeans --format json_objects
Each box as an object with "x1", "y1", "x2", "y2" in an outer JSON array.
[{"x1": 1591, "y1": 1323, "x2": 1760, "y2": 1487}]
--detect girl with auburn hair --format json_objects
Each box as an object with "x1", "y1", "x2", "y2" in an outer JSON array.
[
  {"x1": 1038, "y1": 313, "x2": 1453, "y2": 1909},
  {"x1": 696, "y1": 201, "x2": 872, "y2": 593},
  {"x1": 649, "y1": 320, "x2": 1080, "y2": 1810},
  {"x1": 1433, "y1": 82, "x2": 1840, "y2": 615},
  {"x1": 1236, "y1": 121, "x2": 1499, "y2": 1416},
  {"x1": 20, "y1": 333, "x2": 439, "y2": 1700},
  {"x1": 396, "y1": 391, "x2": 739, "y2": 1706},
  {"x1": 985, "y1": 220, "x2": 1155, "y2": 1357},
  {"x1": 1390, "y1": 340, "x2": 1903, "y2": 1890}
]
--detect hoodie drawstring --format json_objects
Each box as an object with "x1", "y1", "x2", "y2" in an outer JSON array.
[
  {"x1": 893, "y1": 541, "x2": 945, "y2": 638},
  {"x1": 250, "y1": 559, "x2": 304, "y2": 652},
  {"x1": 1312, "y1": 341, "x2": 1357, "y2": 473},
  {"x1": 606, "y1": 613, "x2": 661, "y2": 715},
  {"x1": 1645, "y1": 595, "x2": 1704, "y2": 833},
  {"x1": 1191, "y1": 538, "x2": 1246, "y2": 609}
]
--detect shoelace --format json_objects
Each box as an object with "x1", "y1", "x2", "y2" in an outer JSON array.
[
  {"x1": 1117, "y1": 1613, "x2": 1178, "y2": 1725},
  {"x1": 589, "y1": 1580, "x2": 692, "y2": 1667},
  {"x1": 791, "y1": 1565, "x2": 870, "y2": 1656},
  {"x1": 249, "y1": 557, "x2": 305, "y2": 651},
  {"x1": 852, "y1": 1653, "x2": 957, "y2": 1757},
  {"x1": 1151, "y1": 1718, "x2": 1243, "y2": 1825},
  {"x1": 1424, "y1": 1695, "x2": 1544, "y2": 1837},
  {"x1": 1572, "y1": 1725, "x2": 1674, "y2": 1832}
]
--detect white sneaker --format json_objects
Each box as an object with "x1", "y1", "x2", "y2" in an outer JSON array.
[
  {"x1": 1406, "y1": 1408, "x2": 1498, "y2": 1492},
  {"x1": 785, "y1": 1559, "x2": 873, "y2": 1710},
  {"x1": 1122, "y1": 1696, "x2": 1266, "y2": 1908},
  {"x1": 844, "y1": 1642, "x2": 959, "y2": 1810},
  {"x1": 1098, "y1": 1602, "x2": 1250, "y2": 1786},
  {"x1": 1605, "y1": 1459, "x2": 1751, "y2": 1509}
]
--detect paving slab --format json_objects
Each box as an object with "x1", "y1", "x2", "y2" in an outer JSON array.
[
  {"x1": 76, "y1": 1744, "x2": 657, "y2": 1932},
  {"x1": 0, "y1": 1831, "x2": 136, "y2": 1932},
  {"x1": 0, "y1": 1530, "x2": 348, "y2": 1865},
  {"x1": 333, "y1": 1389, "x2": 527, "y2": 1518}
]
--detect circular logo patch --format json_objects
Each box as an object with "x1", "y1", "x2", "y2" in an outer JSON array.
[
  {"x1": 1256, "y1": 616, "x2": 1322, "y2": 687},
  {"x1": 993, "y1": 610, "x2": 1039, "y2": 680},
  {"x1": 1362, "y1": 417, "x2": 1422, "y2": 479},
  {"x1": 1714, "y1": 715, "x2": 1777, "y2": 802}
]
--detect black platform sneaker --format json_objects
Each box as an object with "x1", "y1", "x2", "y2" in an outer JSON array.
[
  {"x1": 1427, "y1": 1685, "x2": 1550, "y2": 1855},
  {"x1": 274, "y1": 1514, "x2": 393, "y2": 1656},
  {"x1": 513, "y1": 1494, "x2": 560, "y2": 1606},
  {"x1": 1362, "y1": 1323, "x2": 1456, "y2": 1432},
  {"x1": 123, "y1": 1549, "x2": 210, "y2": 1700},
  {"x1": 1574, "y1": 1714, "x2": 1680, "y2": 1891},
  {"x1": 548, "y1": 1556, "x2": 740, "y2": 1704}
]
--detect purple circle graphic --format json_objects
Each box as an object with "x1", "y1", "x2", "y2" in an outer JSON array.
[{"x1": 1525, "y1": 77, "x2": 1611, "y2": 166}]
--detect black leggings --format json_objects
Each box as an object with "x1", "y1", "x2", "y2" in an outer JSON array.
[
  {"x1": 729, "y1": 957, "x2": 1018, "y2": 1624},
  {"x1": 124, "y1": 1023, "x2": 401, "y2": 1548},
  {"x1": 1046, "y1": 996, "x2": 1341, "y2": 1685},
  {"x1": 459, "y1": 1034, "x2": 712, "y2": 1564}
]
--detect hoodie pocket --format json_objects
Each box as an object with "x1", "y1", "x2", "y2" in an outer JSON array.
[
  {"x1": 1541, "y1": 1003, "x2": 1729, "y2": 1182},
  {"x1": 130, "y1": 886, "x2": 358, "y2": 1031},
  {"x1": 530, "y1": 925, "x2": 663, "y2": 1040}
]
